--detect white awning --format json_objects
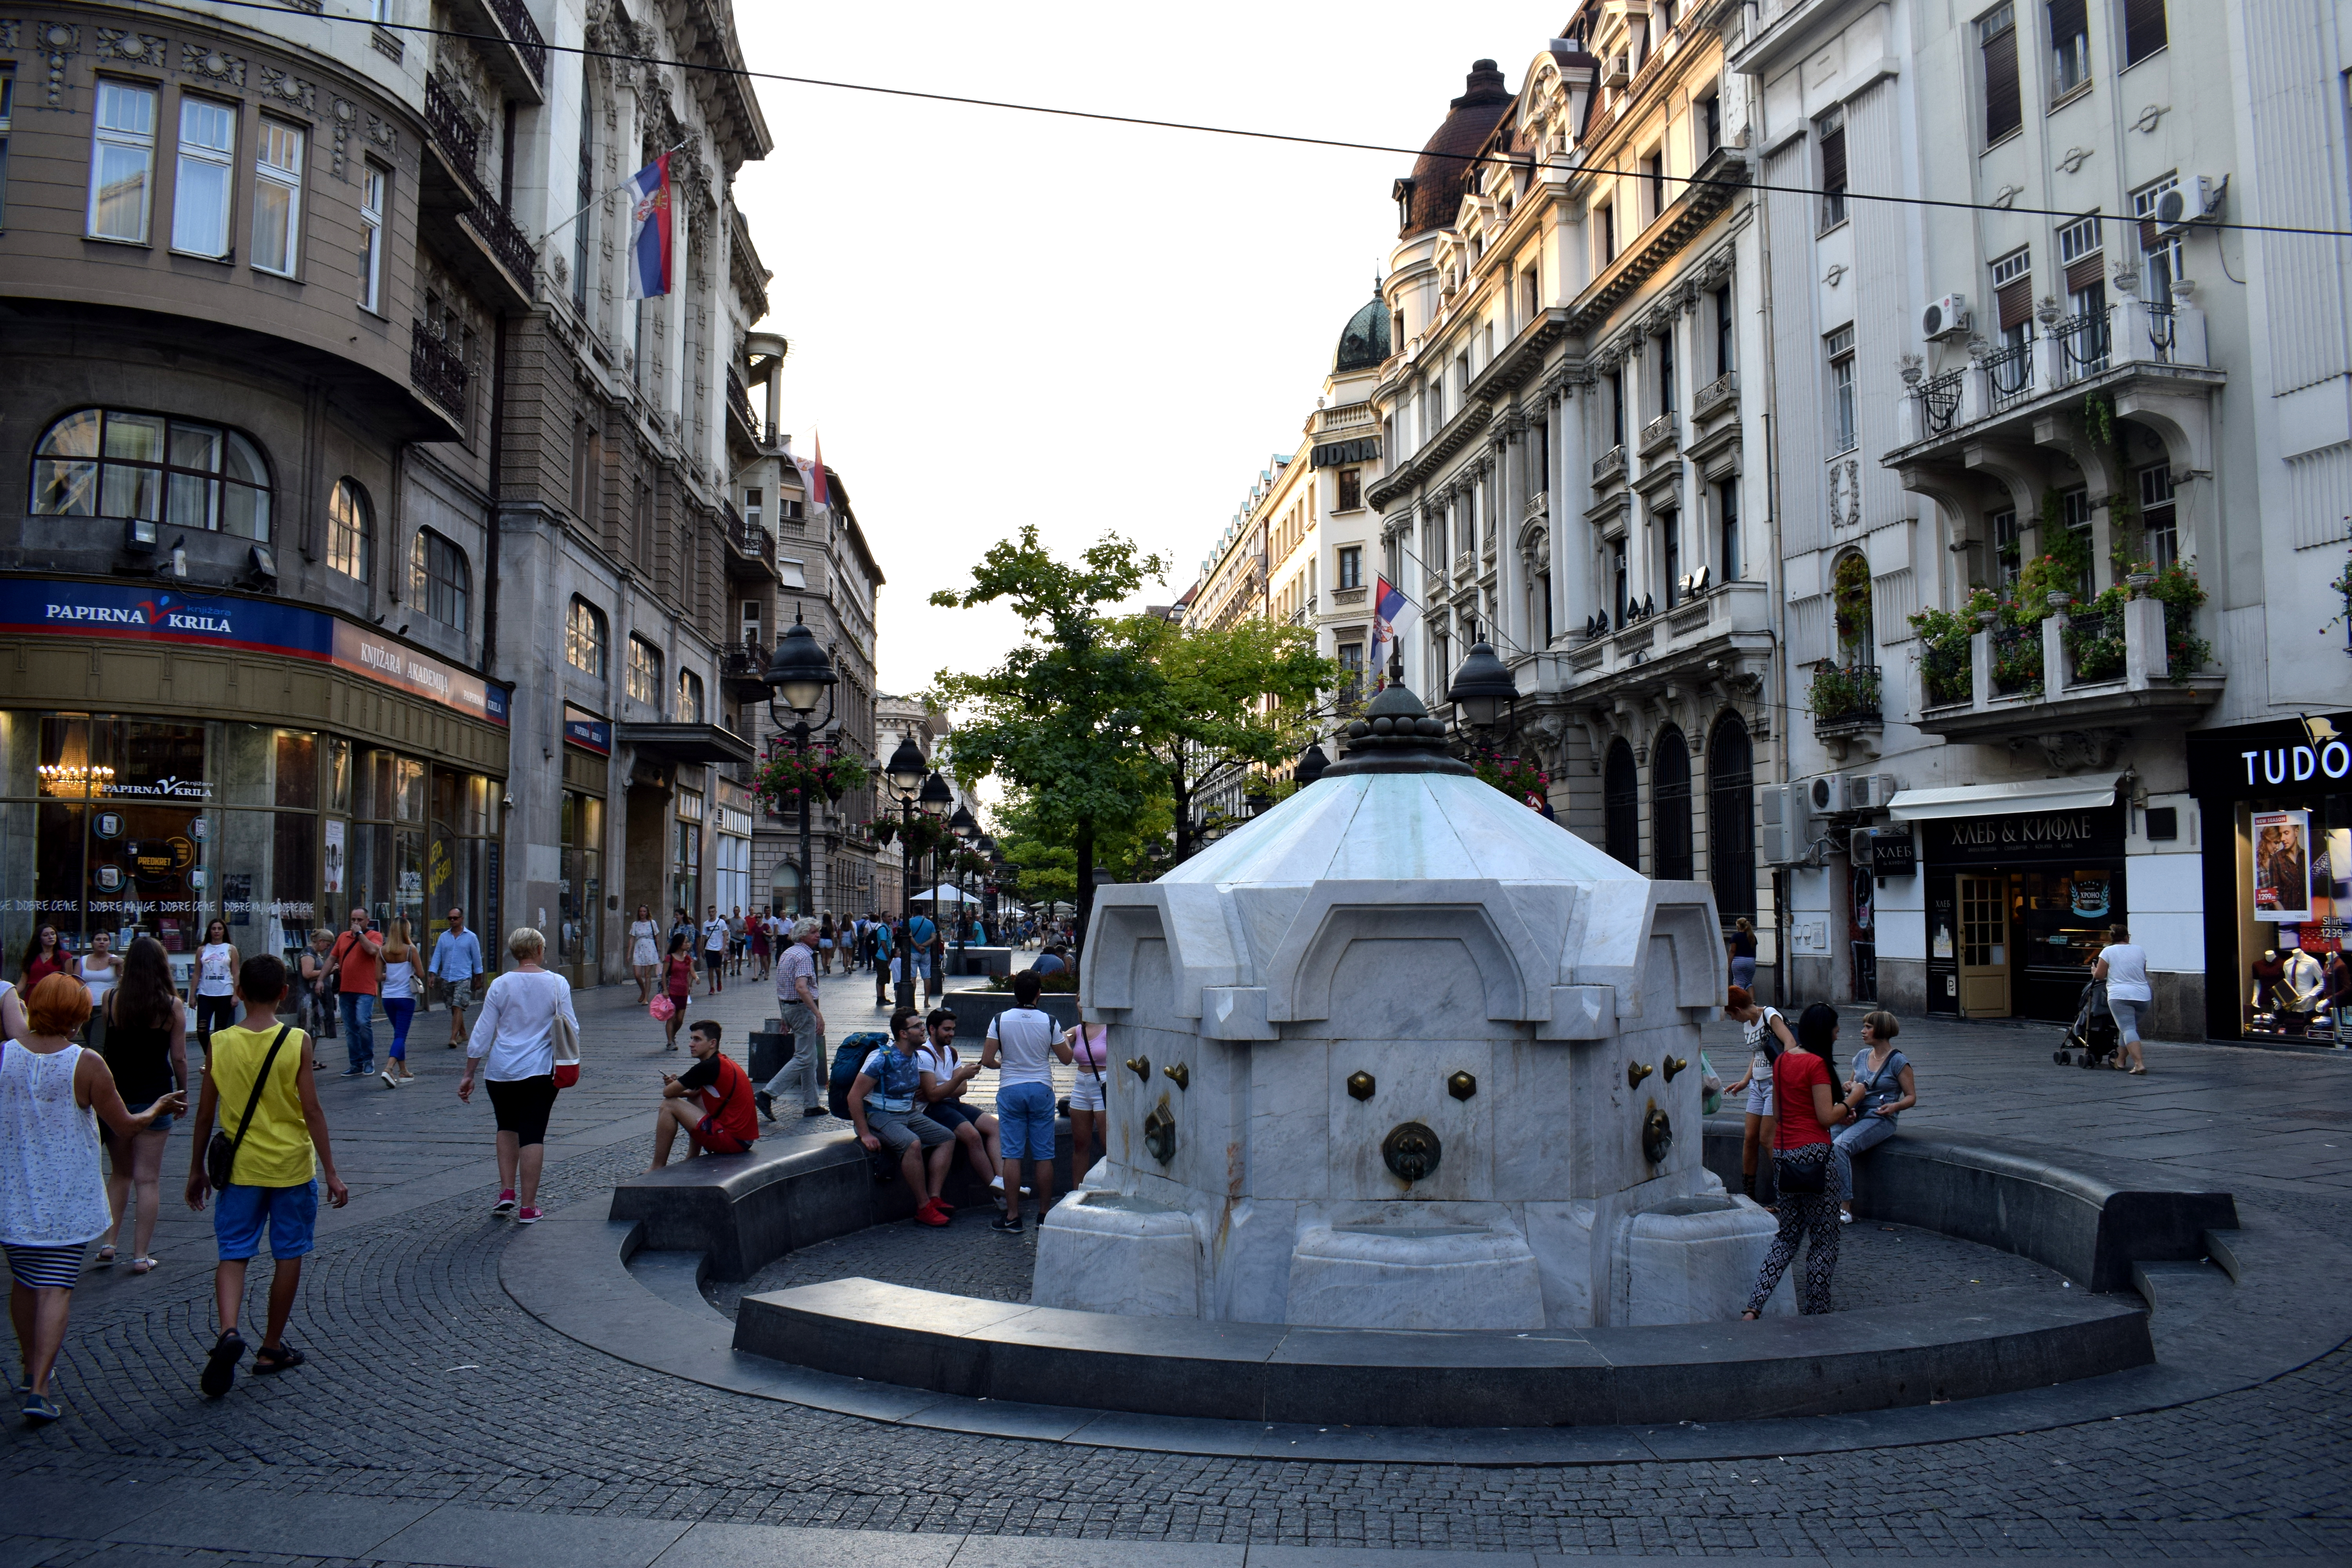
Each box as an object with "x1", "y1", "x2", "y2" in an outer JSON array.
[{"x1": 1887, "y1": 778, "x2": 2119, "y2": 822}]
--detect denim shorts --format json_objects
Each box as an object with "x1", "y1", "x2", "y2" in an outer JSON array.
[
  {"x1": 125, "y1": 1098, "x2": 174, "y2": 1136},
  {"x1": 214, "y1": 1178, "x2": 320, "y2": 1262},
  {"x1": 995, "y1": 1080, "x2": 1058, "y2": 1162}
]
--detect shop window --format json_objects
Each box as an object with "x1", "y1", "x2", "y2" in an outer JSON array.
[
  {"x1": 88, "y1": 80, "x2": 156, "y2": 243},
  {"x1": 627, "y1": 635, "x2": 663, "y2": 707},
  {"x1": 30, "y1": 408, "x2": 272, "y2": 540},
  {"x1": 565, "y1": 597, "x2": 607, "y2": 677},
  {"x1": 328, "y1": 479, "x2": 372, "y2": 582},
  {"x1": 410, "y1": 528, "x2": 469, "y2": 632}
]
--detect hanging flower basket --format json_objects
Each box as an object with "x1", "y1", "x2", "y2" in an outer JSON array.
[{"x1": 751, "y1": 745, "x2": 868, "y2": 812}]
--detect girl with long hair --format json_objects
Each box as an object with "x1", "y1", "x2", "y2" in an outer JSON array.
[
  {"x1": 379, "y1": 918, "x2": 419, "y2": 1087},
  {"x1": 661, "y1": 932, "x2": 696, "y2": 1051},
  {"x1": 1742, "y1": 1002, "x2": 1859, "y2": 1318},
  {"x1": 20, "y1": 925, "x2": 66, "y2": 989},
  {"x1": 628, "y1": 904, "x2": 660, "y2": 1003},
  {"x1": 97, "y1": 936, "x2": 188, "y2": 1273}
]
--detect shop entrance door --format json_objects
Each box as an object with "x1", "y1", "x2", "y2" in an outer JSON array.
[{"x1": 1957, "y1": 873, "x2": 2010, "y2": 1017}]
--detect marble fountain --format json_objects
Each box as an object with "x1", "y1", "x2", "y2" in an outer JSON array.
[{"x1": 1033, "y1": 678, "x2": 1786, "y2": 1330}]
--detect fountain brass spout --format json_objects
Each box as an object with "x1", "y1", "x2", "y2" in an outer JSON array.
[
  {"x1": 1662, "y1": 1056, "x2": 1688, "y2": 1082},
  {"x1": 1125, "y1": 1055, "x2": 1151, "y2": 1083},
  {"x1": 1163, "y1": 1062, "x2": 1189, "y2": 1090},
  {"x1": 1627, "y1": 1060, "x2": 1654, "y2": 1090}
]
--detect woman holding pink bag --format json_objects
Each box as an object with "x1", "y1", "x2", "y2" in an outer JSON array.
[{"x1": 656, "y1": 933, "x2": 695, "y2": 1051}]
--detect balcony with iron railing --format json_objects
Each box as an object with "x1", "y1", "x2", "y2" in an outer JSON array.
[
  {"x1": 720, "y1": 503, "x2": 777, "y2": 578},
  {"x1": 1807, "y1": 662, "x2": 1882, "y2": 737},
  {"x1": 445, "y1": 0, "x2": 547, "y2": 99},
  {"x1": 719, "y1": 640, "x2": 773, "y2": 698},
  {"x1": 417, "y1": 75, "x2": 533, "y2": 308},
  {"x1": 1693, "y1": 371, "x2": 1738, "y2": 421},
  {"x1": 1913, "y1": 584, "x2": 2219, "y2": 745},
  {"x1": 420, "y1": 75, "x2": 481, "y2": 209},
  {"x1": 458, "y1": 193, "x2": 537, "y2": 301},
  {"x1": 409, "y1": 321, "x2": 469, "y2": 421},
  {"x1": 726, "y1": 367, "x2": 760, "y2": 448},
  {"x1": 1592, "y1": 443, "x2": 1626, "y2": 485},
  {"x1": 1639, "y1": 410, "x2": 1680, "y2": 456}
]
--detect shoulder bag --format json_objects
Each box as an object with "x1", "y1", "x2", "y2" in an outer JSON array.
[
  {"x1": 551, "y1": 982, "x2": 582, "y2": 1089},
  {"x1": 205, "y1": 1024, "x2": 293, "y2": 1191}
]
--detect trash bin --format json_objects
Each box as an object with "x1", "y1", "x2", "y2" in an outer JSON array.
[{"x1": 748, "y1": 1031, "x2": 793, "y2": 1083}]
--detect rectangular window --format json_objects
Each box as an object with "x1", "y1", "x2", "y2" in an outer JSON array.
[
  {"x1": 1700, "y1": 93, "x2": 1721, "y2": 155},
  {"x1": 2134, "y1": 175, "x2": 2182, "y2": 300},
  {"x1": 1337, "y1": 545, "x2": 1363, "y2": 589},
  {"x1": 1609, "y1": 369, "x2": 1625, "y2": 448},
  {"x1": 2138, "y1": 464, "x2": 2177, "y2": 568},
  {"x1": 1714, "y1": 284, "x2": 1734, "y2": 377},
  {"x1": 413, "y1": 530, "x2": 469, "y2": 632},
  {"x1": 1718, "y1": 479, "x2": 1741, "y2": 580},
  {"x1": 573, "y1": 85, "x2": 594, "y2": 311},
  {"x1": 1643, "y1": 150, "x2": 1666, "y2": 222},
  {"x1": 1661, "y1": 508, "x2": 1682, "y2": 606},
  {"x1": 2048, "y1": 0, "x2": 2090, "y2": 98},
  {"x1": 743, "y1": 487, "x2": 762, "y2": 530},
  {"x1": 88, "y1": 80, "x2": 157, "y2": 242},
  {"x1": 1991, "y1": 507, "x2": 2021, "y2": 588},
  {"x1": 1817, "y1": 107, "x2": 1847, "y2": 228},
  {"x1": 358, "y1": 163, "x2": 386, "y2": 311},
  {"x1": 171, "y1": 97, "x2": 236, "y2": 257},
  {"x1": 1658, "y1": 328, "x2": 1677, "y2": 414},
  {"x1": 1826, "y1": 326, "x2": 1857, "y2": 454},
  {"x1": 1521, "y1": 267, "x2": 1539, "y2": 323},
  {"x1": 2059, "y1": 485, "x2": 2095, "y2": 597},
  {"x1": 252, "y1": 118, "x2": 303, "y2": 275},
  {"x1": 1336, "y1": 467, "x2": 1363, "y2": 511},
  {"x1": 627, "y1": 636, "x2": 663, "y2": 707},
  {"x1": 1980, "y1": 5, "x2": 2022, "y2": 145},
  {"x1": 0, "y1": 71, "x2": 13, "y2": 228},
  {"x1": 1338, "y1": 643, "x2": 1365, "y2": 706},
  {"x1": 1991, "y1": 246, "x2": 2033, "y2": 345},
  {"x1": 779, "y1": 558, "x2": 807, "y2": 590},
  {"x1": 677, "y1": 670, "x2": 704, "y2": 725},
  {"x1": 2122, "y1": 0, "x2": 2166, "y2": 65},
  {"x1": 1600, "y1": 202, "x2": 1616, "y2": 263}
]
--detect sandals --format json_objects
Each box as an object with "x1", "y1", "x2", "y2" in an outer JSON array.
[
  {"x1": 129, "y1": 1258, "x2": 156, "y2": 1274},
  {"x1": 94, "y1": 1246, "x2": 116, "y2": 1267},
  {"x1": 251, "y1": 1344, "x2": 305, "y2": 1376},
  {"x1": 200, "y1": 1330, "x2": 245, "y2": 1397}
]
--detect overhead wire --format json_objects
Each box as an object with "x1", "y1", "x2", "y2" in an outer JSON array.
[{"x1": 194, "y1": 0, "x2": 2352, "y2": 241}]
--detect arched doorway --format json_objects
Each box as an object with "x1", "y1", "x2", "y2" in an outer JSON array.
[
  {"x1": 1708, "y1": 714, "x2": 1757, "y2": 927},
  {"x1": 770, "y1": 861, "x2": 802, "y2": 919},
  {"x1": 1604, "y1": 740, "x2": 1640, "y2": 870},
  {"x1": 1652, "y1": 728, "x2": 1693, "y2": 881}
]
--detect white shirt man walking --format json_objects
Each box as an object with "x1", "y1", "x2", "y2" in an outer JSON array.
[{"x1": 758, "y1": 917, "x2": 828, "y2": 1122}]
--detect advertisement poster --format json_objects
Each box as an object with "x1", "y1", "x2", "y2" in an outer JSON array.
[
  {"x1": 2252, "y1": 809, "x2": 2313, "y2": 921},
  {"x1": 323, "y1": 819, "x2": 347, "y2": 896}
]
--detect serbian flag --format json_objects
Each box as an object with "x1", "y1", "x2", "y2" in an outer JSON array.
[
  {"x1": 624, "y1": 154, "x2": 672, "y2": 300},
  {"x1": 1367, "y1": 576, "x2": 1419, "y2": 684},
  {"x1": 792, "y1": 435, "x2": 831, "y2": 512}
]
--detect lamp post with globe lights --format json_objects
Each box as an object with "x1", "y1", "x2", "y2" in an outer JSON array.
[
  {"x1": 760, "y1": 610, "x2": 838, "y2": 919},
  {"x1": 881, "y1": 733, "x2": 928, "y2": 1007},
  {"x1": 948, "y1": 802, "x2": 978, "y2": 968}
]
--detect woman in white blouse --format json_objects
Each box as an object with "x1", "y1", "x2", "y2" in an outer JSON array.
[{"x1": 457, "y1": 928, "x2": 579, "y2": 1225}]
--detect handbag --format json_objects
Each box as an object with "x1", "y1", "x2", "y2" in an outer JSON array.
[
  {"x1": 206, "y1": 1024, "x2": 292, "y2": 1191},
  {"x1": 1774, "y1": 1152, "x2": 1828, "y2": 1194},
  {"x1": 551, "y1": 1000, "x2": 581, "y2": 1089}
]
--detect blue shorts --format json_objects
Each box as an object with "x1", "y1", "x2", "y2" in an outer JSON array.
[
  {"x1": 995, "y1": 1080, "x2": 1058, "y2": 1163},
  {"x1": 214, "y1": 1179, "x2": 320, "y2": 1262},
  {"x1": 927, "y1": 1098, "x2": 978, "y2": 1130}
]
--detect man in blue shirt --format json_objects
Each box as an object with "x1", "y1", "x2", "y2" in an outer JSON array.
[
  {"x1": 428, "y1": 907, "x2": 485, "y2": 1048},
  {"x1": 906, "y1": 911, "x2": 938, "y2": 1003},
  {"x1": 871, "y1": 917, "x2": 894, "y2": 1006}
]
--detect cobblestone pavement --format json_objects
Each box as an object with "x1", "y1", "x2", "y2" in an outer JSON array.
[{"x1": 5, "y1": 962, "x2": 2352, "y2": 1559}]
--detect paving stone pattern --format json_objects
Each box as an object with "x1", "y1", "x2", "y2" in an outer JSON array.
[{"x1": 5, "y1": 962, "x2": 2352, "y2": 1558}]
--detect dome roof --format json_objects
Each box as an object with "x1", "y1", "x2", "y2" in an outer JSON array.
[
  {"x1": 1396, "y1": 60, "x2": 1514, "y2": 240},
  {"x1": 1334, "y1": 294, "x2": 1391, "y2": 372}
]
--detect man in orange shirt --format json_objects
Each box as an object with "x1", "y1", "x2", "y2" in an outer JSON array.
[{"x1": 328, "y1": 907, "x2": 383, "y2": 1078}]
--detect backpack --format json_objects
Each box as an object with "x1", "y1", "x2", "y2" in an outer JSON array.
[{"x1": 827, "y1": 1031, "x2": 891, "y2": 1120}]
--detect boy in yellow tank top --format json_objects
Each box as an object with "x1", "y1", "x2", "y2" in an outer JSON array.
[{"x1": 183, "y1": 953, "x2": 349, "y2": 1396}]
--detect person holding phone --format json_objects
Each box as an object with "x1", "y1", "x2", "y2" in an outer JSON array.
[
  {"x1": 328, "y1": 908, "x2": 383, "y2": 1079},
  {"x1": 1741, "y1": 1003, "x2": 1855, "y2": 1318},
  {"x1": 649, "y1": 1020, "x2": 758, "y2": 1167}
]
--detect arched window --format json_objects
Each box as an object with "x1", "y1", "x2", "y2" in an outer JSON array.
[
  {"x1": 410, "y1": 528, "x2": 469, "y2": 632},
  {"x1": 627, "y1": 635, "x2": 663, "y2": 706},
  {"x1": 1709, "y1": 713, "x2": 1757, "y2": 926},
  {"x1": 677, "y1": 668, "x2": 705, "y2": 725},
  {"x1": 1651, "y1": 728, "x2": 1693, "y2": 881},
  {"x1": 1604, "y1": 739, "x2": 1640, "y2": 871},
  {"x1": 565, "y1": 597, "x2": 608, "y2": 677},
  {"x1": 30, "y1": 408, "x2": 271, "y2": 539},
  {"x1": 328, "y1": 479, "x2": 372, "y2": 582}
]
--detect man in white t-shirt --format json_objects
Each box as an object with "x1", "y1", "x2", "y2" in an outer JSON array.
[
  {"x1": 916, "y1": 1008, "x2": 1002, "y2": 1195},
  {"x1": 701, "y1": 905, "x2": 730, "y2": 996},
  {"x1": 982, "y1": 970, "x2": 1070, "y2": 1232}
]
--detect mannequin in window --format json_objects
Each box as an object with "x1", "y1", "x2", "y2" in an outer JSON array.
[
  {"x1": 2279, "y1": 946, "x2": 2325, "y2": 1036},
  {"x1": 2250, "y1": 948, "x2": 2287, "y2": 1019}
]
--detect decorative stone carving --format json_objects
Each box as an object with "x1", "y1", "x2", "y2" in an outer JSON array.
[
  {"x1": 258, "y1": 65, "x2": 317, "y2": 116},
  {"x1": 329, "y1": 97, "x2": 357, "y2": 178},
  {"x1": 40, "y1": 21, "x2": 78, "y2": 106},
  {"x1": 94, "y1": 28, "x2": 165, "y2": 65},
  {"x1": 182, "y1": 42, "x2": 245, "y2": 85}
]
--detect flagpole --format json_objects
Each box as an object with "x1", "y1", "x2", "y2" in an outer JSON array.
[{"x1": 538, "y1": 138, "x2": 689, "y2": 245}]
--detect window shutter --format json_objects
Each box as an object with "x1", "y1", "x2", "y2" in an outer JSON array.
[
  {"x1": 1820, "y1": 126, "x2": 1847, "y2": 192},
  {"x1": 1982, "y1": 27, "x2": 2022, "y2": 143},
  {"x1": 2123, "y1": 0, "x2": 2167, "y2": 64},
  {"x1": 1998, "y1": 274, "x2": 2033, "y2": 331},
  {"x1": 2065, "y1": 253, "x2": 2105, "y2": 296},
  {"x1": 2048, "y1": 0, "x2": 2088, "y2": 47},
  {"x1": 2138, "y1": 214, "x2": 2159, "y2": 252}
]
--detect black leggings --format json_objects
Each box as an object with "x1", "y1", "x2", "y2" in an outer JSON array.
[
  {"x1": 485, "y1": 1075, "x2": 558, "y2": 1146},
  {"x1": 194, "y1": 995, "x2": 238, "y2": 1053},
  {"x1": 1746, "y1": 1143, "x2": 1840, "y2": 1315}
]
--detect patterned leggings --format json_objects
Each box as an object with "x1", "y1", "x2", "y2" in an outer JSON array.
[{"x1": 1745, "y1": 1143, "x2": 1840, "y2": 1315}]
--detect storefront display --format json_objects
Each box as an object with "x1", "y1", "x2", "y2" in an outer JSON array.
[
  {"x1": 2189, "y1": 711, "x2": 2352, "y2": 1045},
  {"x1": 1906, "y1": 797, "x2": 2128, "y2": 1023}
]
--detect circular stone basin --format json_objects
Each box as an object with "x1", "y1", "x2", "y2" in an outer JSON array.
[{"x1": 1332, "y1": 1223, "x2": 1489, "y2": 1239}]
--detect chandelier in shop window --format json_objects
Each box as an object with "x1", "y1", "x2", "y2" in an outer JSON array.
[{"x1": 38, "y1": 764, "x2": 115, "y2": 797}]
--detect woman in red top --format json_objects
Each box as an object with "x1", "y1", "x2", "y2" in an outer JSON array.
[
  {"x1": 1742, "y1": 1002, "x2": 1861, "y2": 1318},
  {"x1": 20, "y1": 925, "x2": 65, "y2": 989},
  {"x1": 659, "y1": 934, "x2": 696, "y2": 1051}
]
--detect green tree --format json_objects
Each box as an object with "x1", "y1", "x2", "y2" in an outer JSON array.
[
  {"x1": 928, "y1": 526, "x2": 1169, "y2": 950},
  {"x1": 1114, "y1": 613, "x2": 1337, "y2": 864}
]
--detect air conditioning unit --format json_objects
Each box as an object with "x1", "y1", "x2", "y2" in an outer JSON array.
[
  {"x1": 1806, "y1": 773, "x2": 1849, "y2": 817},
  {"x1": 1845, "y1": 772, "x2": 1900, "y2": 812},
  {"x1": 1605, "y1": 53, "x2": 1632, "y2": 87},
  {"x1": 1921, "y1": 294, "x2": 1971, "y2": 341},
  {"x1": 1849, "y1": 828, "x2": 1876, "y2": 864},
  {"x1": 2154, "y1": 175, "x2": 2228, "y2": 232},
  {"x1": 1760, "y1": 782, "x2": 1803, "y2": 864}
]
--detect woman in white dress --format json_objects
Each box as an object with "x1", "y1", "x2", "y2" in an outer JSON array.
[
  {"x1": 628, "y1": 905, "x2": 660, "y2": 1004},
  {"x1": 2, "y1": 974, "x2": 180, "y2": 1421}
]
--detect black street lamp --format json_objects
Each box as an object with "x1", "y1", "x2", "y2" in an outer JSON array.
[
  {"x1": 949, "y1": 803, "x2": 978, "y2": 963},
  {"x1": 1295, "y1": 742, "x2": 1331, "y2": 788},
  {"x1": 1445, "y1": 639, "x2": 1519, "y2": 735},
  {"x1": 882, "y1": 732, "x2": 927, "y2": 1007},
  {"x1": 761, "y1": 609, "x2": 838, "y2": 920}
]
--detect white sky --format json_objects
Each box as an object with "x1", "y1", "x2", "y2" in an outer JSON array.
[{"x1": 728, "y1": 3, "x2": 1556, "y2": 700}]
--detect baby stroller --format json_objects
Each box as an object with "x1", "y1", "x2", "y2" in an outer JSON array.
[{"x1": 2055, "y1": 977, "x2": 2121, "y2": 1067}]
